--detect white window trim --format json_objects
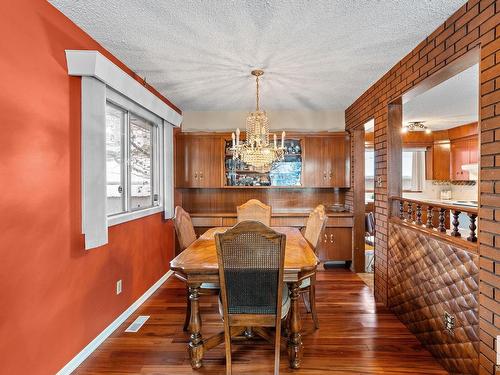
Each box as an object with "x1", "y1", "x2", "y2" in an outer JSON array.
[
  {"x1": 66, "y1": 50, "x2": 182, "y2": 127},
  {"x1": 67, "y1": 50, "x2": 181, "y2": 250}
]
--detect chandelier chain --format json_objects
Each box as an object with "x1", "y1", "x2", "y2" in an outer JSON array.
[{"x1": 255, "y1": 74, "x2": 260, "y2": 111}]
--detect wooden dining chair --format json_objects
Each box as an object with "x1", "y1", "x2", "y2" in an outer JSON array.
[
  {"x1": 173, "y1": 206, "x2": 219, "y2": 331},
  {"x1": 215, "y1": 221, "x2": 287, "y2": 375},
  {"x1": 299, "y1": 204, "x2": 327, "y2": 329},
  {"x1": 237, "y1": 199, "x2": 271, "y2": 226}
]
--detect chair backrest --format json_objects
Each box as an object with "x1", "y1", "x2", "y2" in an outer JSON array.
[
  {"x1": 236, "y1": 199, "x2": 271, "y2": 226},
  {"x1": 215, "y1": 221, "x2": 286, "y2": 320},
  {"x1": 365, "y1": 212, "x2": 375, "y2": 236},
  {"x1": 303, "y1": 204, "x2": 328, "y2": 250},
  {"x1": 173, "y1": 206, "x2": 197, "y2": 251}
]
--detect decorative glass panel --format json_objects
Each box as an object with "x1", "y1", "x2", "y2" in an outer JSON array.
[{"x1": 224, "y1": 139, "x2": 302, "y2": 187}]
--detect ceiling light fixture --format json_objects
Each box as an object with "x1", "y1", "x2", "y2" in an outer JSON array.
[
  {"x1": 402, "y1": 121, "x2": 431, "y2": 134},
  {"x1": 230, "y1": 70, "x2": 285, "y2": 168}
]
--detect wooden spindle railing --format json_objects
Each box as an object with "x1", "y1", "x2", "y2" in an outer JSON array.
[
  {"x1": 450, "y1": 210, "x2": 461, "y2": 237},
  {"x1": 389, "y1": 196, "x2": 478, "y2": 249},
  {"x1": 416, "y1": 204, "x2": 422, "y2": 225},
  {"x1": 467, "y1": 213, "x2": 477, "y2": 243},
  {"x1": 426, "y1": 206, "x2": 433, "y2": 228},
  {"x1": 407, "y1": 203, "x2": 413, "y2": 223},
  {"x1": 438, "y1": 208, "x2": 446, "y2": 233}
]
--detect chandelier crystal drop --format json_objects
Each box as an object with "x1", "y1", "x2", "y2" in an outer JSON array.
[{"x1": 231, "y1": 70, "x2": 285, "y2": 169}]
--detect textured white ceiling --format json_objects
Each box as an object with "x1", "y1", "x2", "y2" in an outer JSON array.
[
  {"x1": 403, "y1": 64, "x2": 478, "y2": 130},
  {"x1": 49, "y1": 0, "x2": 466, "y2": 112}
]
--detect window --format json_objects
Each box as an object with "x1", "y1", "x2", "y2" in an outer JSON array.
[
  {"x1": 365, "y1": 148, "x2": 374, "y2": 191},
  {"x1": 402, "y1": 150, "x2": 425, "y2": 191},
  {"x1": 105, "y1": 101, "x2": 161, "y2": 218},
  {"x1": 68, "y1": 51, "x2": 180, "y2": 250}
]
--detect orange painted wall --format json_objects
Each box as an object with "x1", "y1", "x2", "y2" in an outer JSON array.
[{"x1": 0, "y1": 1, "x2": 177, "y2": 373}]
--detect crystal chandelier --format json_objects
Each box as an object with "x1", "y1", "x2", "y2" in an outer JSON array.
[{"x1": 231, "y1": 70, "x2": 285, "y2": 168}]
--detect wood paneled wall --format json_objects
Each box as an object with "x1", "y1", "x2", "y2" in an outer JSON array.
[
  {"x1": 344, "y1": 2, "x2": 499, "y2": 373},
  {"x1": 177, "y1": 188, "x2": 344, "y2": 214}
]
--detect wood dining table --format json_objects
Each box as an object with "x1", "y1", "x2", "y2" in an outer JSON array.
[{"x1": 170, "y1": 226, "x2": 319, "y2": 370}]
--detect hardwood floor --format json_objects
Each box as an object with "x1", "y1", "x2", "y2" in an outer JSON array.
[{"x1": 75, "y1": 268, "x2": 447, "y2": 374}]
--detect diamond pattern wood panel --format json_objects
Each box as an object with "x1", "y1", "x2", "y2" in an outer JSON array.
[{"x1": 388, "y1": 222, "x2": 479, "y2": 375}]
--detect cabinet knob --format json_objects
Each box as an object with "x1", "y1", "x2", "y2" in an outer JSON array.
[
  {"x1": 194, "y1": 172, "x2": 198, "y2": 179},
  {"x1": 330, "y1": 234, "x2": 334, "y2": 243},
  {"x1": 323, "y1": 171, "x2": 327, "y2": 179},
  {"x1": 324, "y1": 233, "x2": 328, "y2": 242},
  {"x1": 199, "y1": 171, "x2": 204, "y2": 179},
  {"x1": 329, "y1": 171, "x2": 333, "y2": 179}
]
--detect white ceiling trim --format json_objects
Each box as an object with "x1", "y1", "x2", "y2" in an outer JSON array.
[{"x1": 65, "y1": 50, "x2": 182, "y2": 126}]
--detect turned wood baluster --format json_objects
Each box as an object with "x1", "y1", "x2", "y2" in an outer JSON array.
[
  {"x1": 467, "y1": 213, "x2": 477, "y2": 242},
  {"x1": 426, "y1": 206, "x2": 434, "y2": 229},
  {"x1": 407, "y1": 202, "x2": 413, "y2": 222},
  {"x1": 399, "y1": 200, "x2": 404, "y2": 219},
  {"x1": 438, "y1": 208, "x2": 446, "y2": 233},
  {"x1": 451, "y1": 210, "x2": 461, "y2": 237},
  {"x1": 416, "y1": 204, "x2": 422, "y2": 225}
]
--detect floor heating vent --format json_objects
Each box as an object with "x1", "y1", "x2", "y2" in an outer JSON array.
[{"x1": 125, "y1": 315, "x2": 150, "y2": 333}]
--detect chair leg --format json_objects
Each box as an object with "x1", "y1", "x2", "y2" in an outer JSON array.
[
  {"x1": 274, "y1": 318, "x2": 282, "y2": 374},
  {"x1": 183, "y1": 287, "x2": 191, "y2": 331},
  {"x1": 224, "y1": 327, "x2": 232, "y2": 375},
  {"x1": 310, "y1": 277, "x2": 320, "y2": 330}
]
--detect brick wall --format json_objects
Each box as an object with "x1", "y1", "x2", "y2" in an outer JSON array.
[{"x1": 344, "y1": 1, "x2": 499, "y2": 373}]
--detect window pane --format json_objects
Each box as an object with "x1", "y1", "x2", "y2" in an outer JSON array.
[
  {"x1": 129, "y1": 114, "x2": 153, "y2": 210},
  {"x1": 106, "y1": 104, "x2": 125, "y2": 215}
]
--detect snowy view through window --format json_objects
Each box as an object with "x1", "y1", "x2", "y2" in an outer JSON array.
[{"x1": 106, "y1": 104, "x2": 154, "y2": 215}]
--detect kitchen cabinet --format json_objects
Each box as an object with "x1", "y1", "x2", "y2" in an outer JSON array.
[
  {"x1": 175, "y1": 135, "x2": 222, "y2": 188},
  {"x1": 426, "y1": 142, "x2": 451, "y2": 181},
  {"x1": 303, "y1": 134, "x2": 350, "y2": 188},
  {"x1": 317, "y1": 227, "x2": 352, "y2": 262},
  {"x1": 450, "y1": 137, "x2": 478, "y2": 181}
]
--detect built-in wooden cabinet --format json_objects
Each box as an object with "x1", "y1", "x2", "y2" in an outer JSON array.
[
  {"x1": 317, "y1": 227, "x2": 352, "y2": 262},
  {"x1": 303, "y1": 134, "x2": 350, "y2": 188},
  {"x1": 176, "y1": 131, "x2": 351, "y2": 189},
  {"x1": 450, "y1": 137, "x2": 478, "y2": 180},
  {"x1": 175, "y1": 135, "x2": 222, "y2": 188}
]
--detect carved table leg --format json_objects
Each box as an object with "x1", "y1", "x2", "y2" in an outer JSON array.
[
  {"x1": 287, "y1": 281, "x2": 303, "y2": 369},
  {"x1": 188, "y1": 284, "x2": 203, "y2": 369}
]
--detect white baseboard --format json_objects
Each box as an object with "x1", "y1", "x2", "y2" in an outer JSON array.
[{"x1": 57, "y1": 270, "x2": 174, "y2": 375}]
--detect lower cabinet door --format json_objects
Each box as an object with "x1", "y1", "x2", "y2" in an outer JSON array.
[{"x1": 317, "y1": 227, "x2": 353, "y2": 261}]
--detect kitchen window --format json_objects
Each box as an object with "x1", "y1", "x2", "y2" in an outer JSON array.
[
  {"x1": 106, "y1": 102, "x2": 161, "y2": 217},
  {"x1": 402, "y1": 149, "x2": 425, "y2": 192},
  {"x1": 365, "y1": 148, "x2": 375, "y2": 191}
]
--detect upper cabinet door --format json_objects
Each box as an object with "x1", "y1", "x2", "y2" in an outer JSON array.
[
  {"x1": 303, "y1": 134, "x2": 351, "y2": 188},
  {"x1": 303, "y1": 137, "x2": 327, "y2": 187},
  {"x1": 327, "y1": 134, "x2": 351, "y2": 188},
  {"x1": 175, "y1": 135, "x2": 222, "y2": 188},
  {"x1": 432, "y1": 143, "x2": 451, "y2": 181},
  {"x1": 197, "y1": 137, "x2": 222, "y2": 188},
  {"x1": 468, "y1": 138, "x2": 479, "y2": 164},
  {"x1": 450, "y1": 139, "x2": 470, "y2": 180}
]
